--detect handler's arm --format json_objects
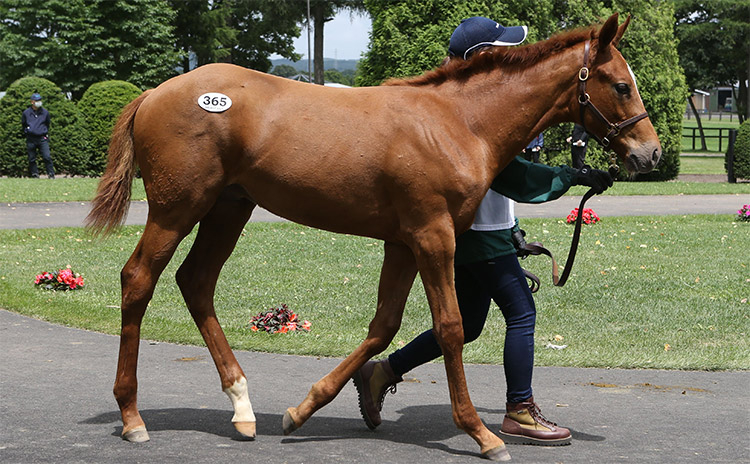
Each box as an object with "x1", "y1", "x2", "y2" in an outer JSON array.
[{"x1": 490, "y1": 156, "x2": 576, "y2": 204}]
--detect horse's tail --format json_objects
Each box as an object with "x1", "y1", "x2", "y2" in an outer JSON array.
[{"x1": 85, "y1": 90, "x2": 153, "y2": 236}]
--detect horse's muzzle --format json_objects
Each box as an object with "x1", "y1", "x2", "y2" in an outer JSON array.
[{"x1": 627, "y1": 148, "x2": 661, "y2": 174}]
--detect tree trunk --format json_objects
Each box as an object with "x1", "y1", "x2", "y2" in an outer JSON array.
[
  {"x1": 312, "y1": 4, "x2": 325, "y2": 85},
  {"x1": 688, "y1": 96, "x2": 708, "y2": 151}
]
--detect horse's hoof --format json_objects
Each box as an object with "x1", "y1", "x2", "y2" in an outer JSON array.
[
  {"x1": 282, "y1": 408, "x2": 299, "y2": 435},
  {"x1": 483, "y1": 444, "x2": 511, "y2": 461},
  {"x1": 233, "y1": 421, "x2": 256, "y2": 439},
  {"x1": 122, "y1": 425, "x2": 150, "y2": 443}
]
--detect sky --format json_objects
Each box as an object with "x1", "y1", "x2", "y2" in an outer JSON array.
[{"x1": 282, "y1": 11, "x2": 372, "y2": 61}]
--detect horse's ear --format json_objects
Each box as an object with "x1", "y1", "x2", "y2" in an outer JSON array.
[
  {"x1": 613, "y1": 15, "x2": 631, "y2": 47},
  {"x1": 597, "y1": 13, "x2": 620, "y2": 51}
]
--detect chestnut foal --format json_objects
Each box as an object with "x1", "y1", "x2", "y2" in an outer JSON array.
[{"x1": 88, "y1": 13, "x2": 659, "y2": 461}]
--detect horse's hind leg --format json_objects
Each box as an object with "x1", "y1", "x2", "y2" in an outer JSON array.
[
  {"x1": 283, "y1": 242, "x2": 417, "y2": 433},
  {"x1": 115, "y1": 220, "x2": 192, "y2": 442},
  {"x1": 175, "y1": 187, "x2": 257, "y2": 438}
]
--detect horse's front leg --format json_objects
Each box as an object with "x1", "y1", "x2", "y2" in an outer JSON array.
[
  {"x1": 413, "y1": 225, "x2": 509, "y2": 461},
  {"x1": 283, "y1": 242, "x2": 417, "y2": 433}
]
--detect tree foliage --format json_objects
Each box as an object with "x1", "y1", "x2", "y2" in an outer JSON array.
[
  {"x1": 78, "y1": 81, "x2": 142, "y2": 174},
  {"x1": 229, "y1": 0, "x2": 303, "y2": 72},
  {"x1": 0, "y1": 0, "x2": 180, "y2": 99},
  {"x1": 170, "y1": 0, "x2": 304, "y2": 73},
  {"x1": 170, "y1": 0, "x2": 235, "y2": 72},
  {"x1": 675, "y1": 0, "x2": 750, "y2": 121},
  {"x1": 271, "y1": 64, "x2": 300, "y2": 78},
  {"x1": 0, "y1": 77, "x2": 90, "y2": 176},
  {"x1": 358, "y1": 0, "x2": 686, "y2": 181}
]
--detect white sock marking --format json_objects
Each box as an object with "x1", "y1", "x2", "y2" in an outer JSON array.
[{"x1": 224, "y1": 377, "x2": 256, "y2": 423}]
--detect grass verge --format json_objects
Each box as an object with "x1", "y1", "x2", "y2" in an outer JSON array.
[
  {"x1": 679, "y1": 155, "x2": 725, "y2": 175},
  {"x1": 682, "y1": 118, "x2": 741, "y2": 153},
  {"x1": 1, "y1": 216, "x2": 747, "y2": 370},
  {"x1": 2, "y1": 177, "x2": 749, "y2": 203},
  {"x1": 0, "y1": 177, "x2": 148, "y2": 203}
]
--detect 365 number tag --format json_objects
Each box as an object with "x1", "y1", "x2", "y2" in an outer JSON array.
[{"x1": 198, "y1": 92, "x2": 232, "y2": 113}]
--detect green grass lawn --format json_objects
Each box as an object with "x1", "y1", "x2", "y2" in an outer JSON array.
[
  {"x1": 679, "y1": 155, "x2": 725, "y2": 175},
  {"x1": 2, "y1": 176, "x2": 749, "y2": 203},
  {"x1": 0, "y1": 177, "x2": 148, "y2": 203},
  {"x1": 1, "y1": 216, "x2": 747, "y2": 371},
  {"x1": 682, "y1": 118, "x2": 741, "y2": 153}
]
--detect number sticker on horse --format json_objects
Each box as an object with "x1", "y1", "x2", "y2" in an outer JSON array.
[{"x1": 198, "y1": 93, "x2": 232, "y2": 113}]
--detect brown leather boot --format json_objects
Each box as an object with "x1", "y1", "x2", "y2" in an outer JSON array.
[
  {"x1": 352, "y1": 359, "x2": 402, "y2": 429},
  {"x1": 499, "y1": 396, "x2": 572, "y2": 445}
]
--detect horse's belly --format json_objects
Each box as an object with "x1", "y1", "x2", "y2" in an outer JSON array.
[{"x1": 240, "y1": 166, "x2": 399, "y2": 239}]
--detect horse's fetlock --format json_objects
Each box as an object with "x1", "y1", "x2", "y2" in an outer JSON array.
[{"x1": 309, "y1": 380, "x2": 336, "y2": 402}]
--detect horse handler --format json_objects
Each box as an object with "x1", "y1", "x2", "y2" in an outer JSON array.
[
  {"x1": 352, "y1": 16, "x2": 613, "y2": 447},
  {"x1": 22, "y1": 92, "x2": 55, "y2": 179}
]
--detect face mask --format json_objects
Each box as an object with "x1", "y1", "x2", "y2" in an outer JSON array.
[{"x1": 33, "y1": 101, "x2": 42, "y2": 108}]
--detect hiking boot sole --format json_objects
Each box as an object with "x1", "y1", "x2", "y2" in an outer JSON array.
[
  {"x1": 351, "y1": 374, "x2": 379, "y2": 430},
  {"x1": 498, "y1": 430, "x2": 572, "y2": 446}
]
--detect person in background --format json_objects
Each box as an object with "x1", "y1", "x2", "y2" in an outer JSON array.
[
  {"x1": 352, "y1": 16, "x2": 613, "y2": 447},
  {"x1": 522, "y1": 132, "x2": 543, "y2": 163},
  {"x1": 22, "y1": 92, "x2": 55, "y2": 179},
  {"x1": 567, "y1": 123, "x2": 590, "y2": 169}
]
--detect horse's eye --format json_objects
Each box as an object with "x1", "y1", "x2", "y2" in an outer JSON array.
[{"x1": 615, "y1": 83, "x2": 630, "y2": 95}]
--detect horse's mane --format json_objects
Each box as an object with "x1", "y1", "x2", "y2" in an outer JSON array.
[{"x1": 386, "y1": 26, "x2": 598, "y2": 87}]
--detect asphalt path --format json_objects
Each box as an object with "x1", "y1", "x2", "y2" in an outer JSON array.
[
  {"x1": 1, "y1": 195, "x2": 749, "y2": 463},
  {"x1": 1, "y1": 194, "x2": 747, "y2": 229},
  {"x1": 1, "y1": 309, "x2": 748, "y2": 464}
]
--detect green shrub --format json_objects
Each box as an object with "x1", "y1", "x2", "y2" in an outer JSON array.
[
  {"x1": 0, "y1": 77, "x2": 92, "y2": 177},
  {"x1": 78, "y1": 81, "x2": 142, "y2": 175},
  {"x1": 730, "y1": 120, "x2": 750, "y2": 180}
]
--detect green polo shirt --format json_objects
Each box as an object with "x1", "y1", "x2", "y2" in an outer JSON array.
[{"x1": 455, "y1": 156, "x2": 576, "y2": 265}]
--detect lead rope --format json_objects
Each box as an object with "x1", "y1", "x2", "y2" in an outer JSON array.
[
  {"x1": 555, "y1": 160, "x2": 619, "y2": 287},
  {"x1": 521, "y1": 157, "x2": 618, "y2": 289}
]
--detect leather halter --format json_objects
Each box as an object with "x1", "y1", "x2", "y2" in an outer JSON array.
[{"x1": 578, "y1": 40, "x2": 649, "y2": 147}]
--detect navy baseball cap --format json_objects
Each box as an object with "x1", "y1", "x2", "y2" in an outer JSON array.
[
  {"x1": 30, "y1": 93, "x2": 42, "y2": 101},
  {"x1": 449, "y1": 17, "x2": 528, "y2": 59}
]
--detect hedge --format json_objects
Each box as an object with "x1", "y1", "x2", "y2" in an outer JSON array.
[
  {"x1": 731, "y1": 120, "x2": 750, "y2": 180},
  {"x1": 0, "y1": 77, "x2": 92, "y2": 177},
  {"x1": 78, "y1": 80, "x2": 142, "y2": 175}
]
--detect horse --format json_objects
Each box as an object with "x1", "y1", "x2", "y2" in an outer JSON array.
[{"x1": 86, "y1": 13, "x2": 660, "y2": 461}]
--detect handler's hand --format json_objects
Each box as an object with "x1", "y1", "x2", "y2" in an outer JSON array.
[{"x1": 573, "y1": 165, "x2": 613, "y2": 194}]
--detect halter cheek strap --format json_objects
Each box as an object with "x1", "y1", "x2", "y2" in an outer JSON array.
[{"x1": 578, "y1": 40, "x2": 649, "y2": 148}]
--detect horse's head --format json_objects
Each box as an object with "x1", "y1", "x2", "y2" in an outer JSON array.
[{"x1": 580, "y1": 14, "x2": 661, "y2": 174}]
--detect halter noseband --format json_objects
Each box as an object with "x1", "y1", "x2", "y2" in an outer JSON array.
[{"x1": 578, "y1": 40, "x2": 649, "y2": 148}]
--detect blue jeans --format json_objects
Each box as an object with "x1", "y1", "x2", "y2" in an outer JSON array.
[
  {"x1": 388, "y1": 253, "x2": 536, "y2": 403},
  {"x1": 27, "y1": 136, "x2": 55, "y2": 178}
]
